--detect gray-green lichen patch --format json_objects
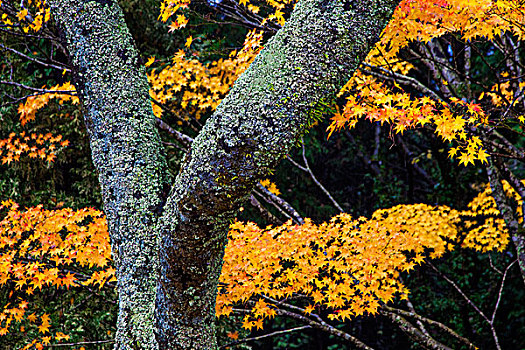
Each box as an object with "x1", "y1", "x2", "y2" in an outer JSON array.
[{"x1": 47, "y1": 0, "x2": 168, "y2": 349}]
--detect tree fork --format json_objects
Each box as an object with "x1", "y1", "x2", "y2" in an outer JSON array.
[
  {"x1": 155, "y1": 0, "x2": 399, "y2": 348},
  {"x1": 46, "y1": 0, "x2": 401, "y2": 349}
]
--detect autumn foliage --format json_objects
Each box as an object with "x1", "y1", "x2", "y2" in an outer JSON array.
[
  {"x1": 0, "y1": 182, "x2": 511, "y2": 346},
  {"x1": 2, "y1": 0, "x2": 525, "y2": 347},
  {"x1": 329, "y1": 0, "x2": 525, "y2": 166}
]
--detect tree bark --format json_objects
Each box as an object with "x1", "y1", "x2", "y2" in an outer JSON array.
[
  {"x1": 155, "y1": 0, "x2": 399, "y2": 348},
  {"x1": 486, "y1": 160, "x2": 525, "y2": 285},
  {"x1": 46, "y1": 1, "x2": 168, "y2": 348},
  {"x1": 46, "y1": 0, "x2": 400, "y2": 349}
]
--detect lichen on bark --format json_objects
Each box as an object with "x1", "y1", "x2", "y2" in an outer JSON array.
[
  {"x1": 155, "y1": 0, "x2": 400, "y2": 348},
  {"x1": 47, "y1": 0, "x2": 400, "y2": 349},
  {"x1": 47, "y1": 0, "x2": 168, "y2": 349}
]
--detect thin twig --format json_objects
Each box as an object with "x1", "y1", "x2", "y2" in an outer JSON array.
[
  {"x1": 219, "y1": 326, "x2": 311, "y2": 349},
  {"x1": 489, "y1": 254, "x2": 504, "y2": 275},
  {"x1": 301, "y1": 141, "x2": 344, "y2": 212},
  {"x1": 428, "y1": 262, "x2": 502, "y2": 350},
  {"x1": 491, "y1": 260, "x2": 517, "y2": 324},
  {"x1": 288, "y1": 141, "x2": 343, "y2": 212},
  {"x1": 45, "y1": 339, "x2": 114, "y2": 347},
  {"x1": 246, "y1": 306, "x2": 375, "y2": 350},
  {"x1": 0, "y1": 42, "x2": 71, "y2": 71},
  {"x1": 0, "y1": 80, "x2": 76, "y2": 94}
]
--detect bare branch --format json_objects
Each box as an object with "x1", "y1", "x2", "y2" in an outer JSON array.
[
  {"x1": 0, "y1": 80, "x2": 76, "y2": 94},
  {"x1": 380, "y1": 309, "x2": 453, "y2": 350},
  {"x1": 428, "y1": 262, "x2": 502, "y2": 350},
  {"x1": 361, "y1": 62, "x2": 442, "y2": 102},
  {"x1": 156, "y1": 118, "x2": 194, "y2": 149},
  {"x1": 383, "y1": 306, "x2": 477, "y2": 350},
  {"x1": 254, "y1": 185, "x2": 304, "y2": 225},
  {"x1": 249, "y1": 194, "x2": 282, "y2": 225},
  {"x1": 219, "y1": 326, "x2": 311, "y2": 349},
  {"x1": 45, "y1": 339, "x2": 114, "y2": 347},
  {"x1": 0, "y1": 42, "x2": 71, "y2": 71}
]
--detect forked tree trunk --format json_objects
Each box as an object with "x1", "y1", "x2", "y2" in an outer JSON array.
[{"x1": 47, "y1": 0, "x2": 400, "y2": 349}]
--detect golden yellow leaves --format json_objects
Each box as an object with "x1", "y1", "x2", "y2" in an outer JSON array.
[
  {"x1": 0, "y1": 132, "x2": 69, "y2": 165},
  {"x1": 158, "y1": 0, "x2": 191, "y2": 23},
  {"x1": 0, "y1": 201, "x2": 114, "y2": 344},
  {"x1": 16, "y1": 9, "x2": 28, "y2": 21},
  {"x1": 168, "y1": 14, "x2": 189, "y2": 32},
  {"x1": 392, "y1": 0, "x2": 525, "y2": 44},
  {"x1": 2, "y1": 82, "x2": 77, "y2": 164},
  {"x1": 147, "y1": 30, "x2": 262, "y2": 119},
  {"x1": 18, "y1": 82, "x2": 79, "y2": 126},
  {"x1": 461, "y1": 182, "x2": 520, "y2": 252},
  {"x1": 37, "y1": 314, "x2": 50, "y2": 334},
  {"x1": 329, "y1": 0, "x2": 525, "y2": 167},
  {"x1": 185, "y1": 36, "x2": 193, "y2": 48},
  {"x1": 217, "y1": 188, "x2": 513, "y2": 330},
  {"x1": 0, "y1": 178, "x2": 516, "y2": 339},
  {"x1": 267, "y1": 9, "x2": 285, "y2": 26},
  {"x1": 145, "y1": 56, "x2": 156, "y2": 67},
  {"x1": 217, "y1": 207, "x2": 455, "y2": 327},
  {"x1": 330, "y1": 67, "x2": 492, "y2": 165},
  {"x1": 2, "y1": 0, "x2": 51, "y2": 33},
  {"x1": 153, "y1": 0, "x2": 298, "y2": 124},
  {"x1": 259, "y1": 179, "x2": 281, "y2": 195}
]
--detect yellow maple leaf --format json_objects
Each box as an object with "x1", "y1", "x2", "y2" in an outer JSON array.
[
  {"x1": 185, "y1": 36, "x2": 193, "y2": 48},
  {"x1": 304, "y1": 304, "x2": 315, "y2": 314},
  {"x1": 37, "y1": 323, "x2": 49, "y2": 334},
  {"x1": 145, "y1": 56, "x2": 155, "y2": 67},
  {"x1": 55, "y1": 332, "x2": 70, "y2": 341},
  {"x1": 477, "y1": 148, "x2": 489, "y2": 164},
  {"x1": 17, "y1": 9, "x2": 28, "y2": 21}
]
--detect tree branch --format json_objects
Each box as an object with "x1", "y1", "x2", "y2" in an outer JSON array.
[{"x1": 218, "y1": 326, "x2": 311, "y2": 349}]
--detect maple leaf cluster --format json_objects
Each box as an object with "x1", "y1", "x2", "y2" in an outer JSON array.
[
  {"x1": 0, "y1": 131, "x2": 69, "y2": 165},
  {"x1": 0, "y1": 182, "x2": 512, "y2": 340},
  {"x1": 147, "y1": 30, "x2": 263, "y2": 121},
  {"x1": 0, "y1": 200, "x2": 115, "y2": 347},
  {"x1": 328, "y1": 0, "x2": 525, "y2": 166},
  {"x1": 17, "y1": 82, "x2": 79, "y2": 126},
  {"x1": 0, "y1": 82, "x2": 78, "y2": 166},
  {"x1": 158, "y1": 0, "x2": 293, "y2": 29},
  {"x1": 150, "y1": 0, "x2": 525, "y2": 169},
  {"x1": 0, "y1": 0, "x2": 50, "y2": 33},
  {"x1": 259, "y1": 179, "x2": 281, "y2": 195},
  {"x1": 216, "y1": 191, "x2": 510, "y2": 330}
]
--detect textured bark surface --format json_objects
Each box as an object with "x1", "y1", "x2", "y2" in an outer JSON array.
[
  {"x1": 48, "y1": 0, "x2": 400, "y2": 349},
  {"x1": 155, "y1": 0, "x2": 400, "y2": 348},
  {"x1": 47, "y1": 0, "x2": 168, "y2": 349},
  {"x1": 486, "y1": 161, "x2": 525, "y2": 285}
]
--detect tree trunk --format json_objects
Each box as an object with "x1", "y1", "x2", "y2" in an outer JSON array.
[
  {"x1": 47, "y1": 1, "x2": 168, "y2": 348},
  {"x1": 47, "y1": 0, "x2": 400, "y2": 349},
  {"x1": 486, "y1": 160, "x2": 525, "y2": 285}
]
